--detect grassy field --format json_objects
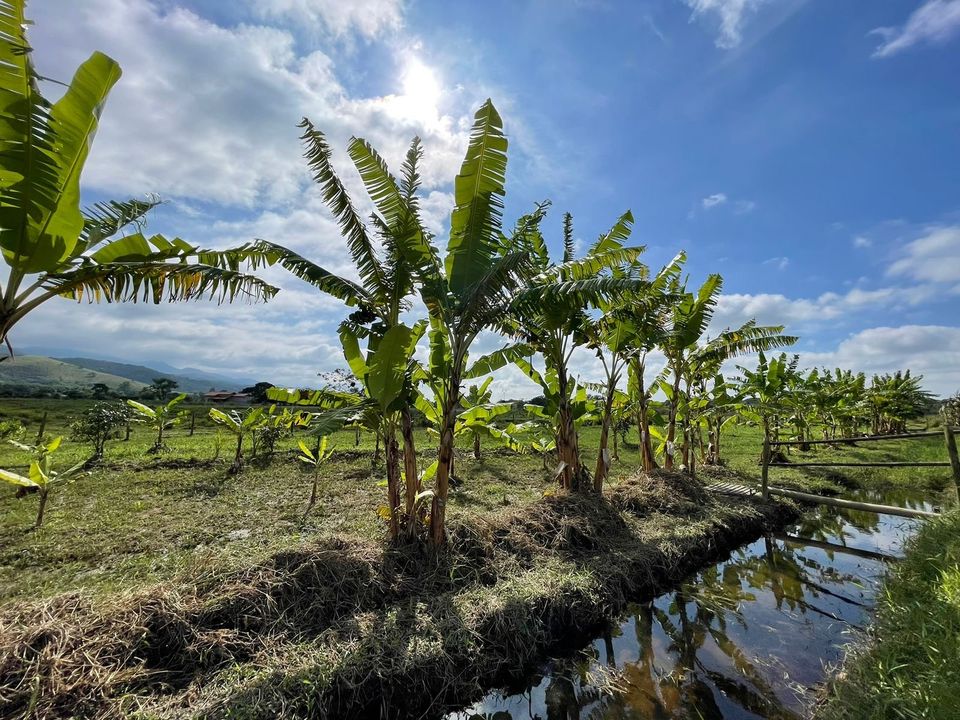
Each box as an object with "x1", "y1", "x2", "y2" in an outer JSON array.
[
  {"x1": 818, "y1": 509, "x2": 960, "y2": 720},
  {"x1": 0, "y1": 399, "x2": 954, "y2": 603}
]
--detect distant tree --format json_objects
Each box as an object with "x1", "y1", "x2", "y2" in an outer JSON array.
[
  {"x1": 241, "y1": 381, "x2": 275, "y2": 403},
  {"x1": 90, "y1": 383, "x2": 111, "y2": 399},
  {"x1": 147, "y1": 377, "x2": 178, "y2": 400}
]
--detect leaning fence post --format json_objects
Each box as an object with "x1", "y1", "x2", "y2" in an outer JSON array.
[
  {"x1": 761, "y1": 432, "x2": 770, "y2": 500},
  {"x1": 943, "y1": 421, "x2": 960, "y2": 502},
  {"x1": 189, "y1": 411, "x2": 196, "y2": 437},
  {"x1": 36, "y1": 411, "x2": 47, "y2": 443}
]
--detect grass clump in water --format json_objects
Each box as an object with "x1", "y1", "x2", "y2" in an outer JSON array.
[{"x1": 819, "y1": 510, "x2": 960, "y2": 720}]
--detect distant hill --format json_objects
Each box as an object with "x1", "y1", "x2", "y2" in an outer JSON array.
[
  {"x1": 55, "y1": 358, "x2": 246, "y2": 393},
  {"x1": 0, "y1": 356, "x2": 148, "y2": 393}
]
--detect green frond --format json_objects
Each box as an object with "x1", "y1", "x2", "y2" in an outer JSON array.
[
  {"x1": 562, "y1": 212, "x2": 575, "y2": 263},
  {"x1": 0, "y1": 2, "x2": 122, "y2": 273},
  {"x1": 251, "y1": 239, "x2": 370, "y2": 308},
  {"x1": 535, "y1": 246, "x2": 646, "y2": 283},
  {"x1": 465, "y1": 342, "x2": 535, "y2": 379},
  {"x1": 445, "y1": 99, "x2": 508, "y2": 297},
  {"x1": 298, "y1": 117, "x2": 387, "y2": 295},
  {"x1": 459, "y1": 250, "x2": 534, "y2": 334},
  {"x1": 589, "y1": 210, "x2": 635, "y2": 255},
  {"x1": 44, "y1": 262, "x2": 278, "y2": 305},
  {"x1": 78, "y1": 198, "x2": 160, "y2": 253},
  {"x1": 349, "y1": 136, "x2": 406, "y2": 229}
]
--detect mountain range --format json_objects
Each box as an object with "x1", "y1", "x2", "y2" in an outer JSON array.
[{"x1": 0, "y1": 352, "x2": 254, "y2": 394}]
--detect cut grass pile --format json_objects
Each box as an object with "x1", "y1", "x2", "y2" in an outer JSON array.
[
  {"x1": 818, "y1": 509, "x2": 960, "y2": 720},
  {"x1": 0, "y1": 470, "x2": 795, "y2": 719}
]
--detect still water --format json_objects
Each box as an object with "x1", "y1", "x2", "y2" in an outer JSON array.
[{"x1": 449, "y1": 489, "x2": 936, "y2": 720}]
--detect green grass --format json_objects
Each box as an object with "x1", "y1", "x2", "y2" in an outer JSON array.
[
  {"x1": 818, "y1": 510, "x2": 960, "y2": 720},
  {"x1": 719, "y1": 421, "x2": 955, "y2": 497},
  {"x1": 0, "y1": 399, "x2": 953, "y2": 603}
]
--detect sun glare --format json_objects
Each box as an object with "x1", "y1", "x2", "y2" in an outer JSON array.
[{"x1": 400, "y1": 57, "x2": 442, "y2": 113}]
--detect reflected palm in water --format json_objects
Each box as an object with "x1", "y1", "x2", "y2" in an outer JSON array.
[{"x1": 456, "y1": 501, "x2": 923, "y2": 720}]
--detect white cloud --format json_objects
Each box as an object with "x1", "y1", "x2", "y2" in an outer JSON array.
[
  {"x1": 888, "y1": 224, "x2": 960, "y2": 283},
  {"x1": 702, "y1": 192, "x2": 728, "y2": 209},
  {"x1": 30, "y1": 1, "x2": 469, "y2": 208},
  {"x1": 802, "y1": 325, "x2": 960, "y2": 397},
  {"x1": 871, "y1": 0, "x2": 960, "y2": 58},
  {"x1": 713, "y1": 284, "x2": 936, "y2": 333},
  {"x1": 682, "y1": 0, "x2": 767, "y2": 49},
  {"x1": 853, "y1": 235, "x2": 872, "y2": 248},
  {"x1": 763, "y1": 256, "x2": 790, "y2": 271},
  {"x1": 251, "y1": 0, "x2": 404, "y2": 38}
]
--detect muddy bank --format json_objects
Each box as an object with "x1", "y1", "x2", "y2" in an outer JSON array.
[{"x1": 0, "y1": 471, "x2": 796, "y2": 719}]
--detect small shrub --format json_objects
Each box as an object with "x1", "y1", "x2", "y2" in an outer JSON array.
[{"x1": 70, "y1": 402, "x2": 129, "y2": 459}]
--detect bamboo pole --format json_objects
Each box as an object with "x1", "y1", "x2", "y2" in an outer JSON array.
[
  {"x1": 768, "y1": 486, "x2": 939, "y2": 519},
  {"x1": 772, "y1": 430, "x2": 955, "y2": 446},
  {"x1": 771, "y1": 461, "x2": 950, "y2": 468}
]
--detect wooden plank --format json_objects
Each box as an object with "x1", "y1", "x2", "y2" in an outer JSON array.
[
  {"x1": 768, "y1": 486, "x2": 940, "y2": 519},
  {"x1": 771, "y1": 430, "x2": 956, "y2": 447},
  {"x1": 770, "y1": 461, "x2": 950, "y2": 468}
]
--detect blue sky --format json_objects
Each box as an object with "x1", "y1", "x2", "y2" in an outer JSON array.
[{"x1": 18, "y1": 0, "x2": 960, "y2": 396}]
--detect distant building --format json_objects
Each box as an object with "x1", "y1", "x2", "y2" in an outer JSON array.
[{"x1": 202, "y1": 391, "x2": 254, "y2": 405}]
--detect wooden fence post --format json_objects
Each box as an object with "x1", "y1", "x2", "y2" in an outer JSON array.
[
  {"x1": 189, "y1": 411, "x2": 196, "y2": 437},
  {"x1": 761, "y1": 432, "x2": 770, "y2": 500},
  {"x1": 36, "y1": 411, "x2": 47, "y2": 443},
  {"x1": 944, "y1": 422, "x2": 960, "y2": 502}
]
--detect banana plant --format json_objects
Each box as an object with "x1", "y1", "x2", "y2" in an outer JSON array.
[
  {"x1": 660, "y1": 274, "x2": 796, "y2": 470},
  {"x1": 0, "y1": 1, "x2": 278, "y2": 358},
  {"x1": 126, "y1": 393, "x2": 188, "y2": 453},
  {"x1": 517, "y1": 359, "x2": 599, "y2": 481},
  {"x1": 416, "y1": 376, "x2": 512, "y2": 467},
  {"x1": 586, "y1": 254, "x2": 684, "y2": 488},
  {"x1": 208, "y1": 407, "x2": 265, "y2": 474},
  {"x1": 297, "y1": 436, "x2": 334, "y2": 516},
  {"x1": 736, "y1": 352, "x2": 799, "y2": 496},
  {"x1": 500, "y1": 210, "x2": 650, "y2": 491},
  {"x1": 1, "y1": 436, "x2": 85, "y2": 528},
  {"x1": 259, "y1": 116, "x2": 435, "y2": 541}
]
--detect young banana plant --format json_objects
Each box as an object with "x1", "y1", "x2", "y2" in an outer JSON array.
[
  {"x1": 126, "y1": 393, "x2": 188, "y2": 452},
  {"x1": 297, "y1": 436, "x2": 334, "y2": 516},
  {"x1": 208, "y1": 407, "x2": 265, "y2": 474},
  {"x1": 0, "y1": 436, "x2": 86, "y2": 528}
]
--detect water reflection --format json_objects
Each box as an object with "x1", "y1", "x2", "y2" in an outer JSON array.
[{"x1": 451, "y1": 491, "x2": 929, "y2": 720}]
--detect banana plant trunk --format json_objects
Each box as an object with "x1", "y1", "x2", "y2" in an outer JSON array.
[
  {"x1": 384, "y1": 426, "x2": 401, "y2": 542},
  {"x1": 594, "y1": 379, "x2": 618, "y2": 491},
  {"x1": 34, "y1": 488, "x2": 49, "y2": 528},
  {"x1": 555, "y1": 369, "x2": 584, "y2": 490},
  {"x1": 633, "y1": 362, "x2": 656, "y2": 472},
  {"x1": 665, "y1": 369, "x2": 682, "y2": 470},
  {"x1": 430, "y1": 377, "x2": 460, "y2": 546},
  {"x1": 400, "y1": 408, "x2": 420, "y2": 538}
]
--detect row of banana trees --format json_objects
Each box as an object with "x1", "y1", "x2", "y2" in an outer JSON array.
[
  {"x1": 257, "y1": 101, "x2": 801, "y2": 545},
  {"x1": 0, "y1": 3, "x2": 935, "y2": 542}
]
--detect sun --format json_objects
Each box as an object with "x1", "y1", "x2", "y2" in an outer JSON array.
[{"x1": 400, "y1": 57, "x2": 442, "y2": 112}]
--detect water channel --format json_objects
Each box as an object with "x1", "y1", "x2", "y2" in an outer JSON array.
[{"x1": 448, "y1": 488, "x2": 937, "y2": 720}]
